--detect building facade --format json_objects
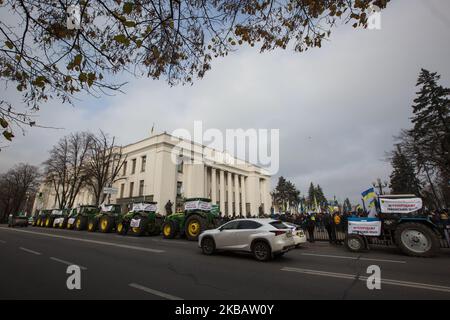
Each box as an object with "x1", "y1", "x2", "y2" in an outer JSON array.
[{"x1": 34, "y1": 133, "x2": 272, "y2": 217}]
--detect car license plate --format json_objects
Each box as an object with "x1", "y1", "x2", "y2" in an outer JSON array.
[{"x1": 130, "y1": 219, "x2": 141, "y2": 228}]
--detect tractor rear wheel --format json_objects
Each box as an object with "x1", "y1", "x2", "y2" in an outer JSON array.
[
  {"x1": 185, "y1": 215, "x2": 206, "y2": 241},
  {"x1": 99, "y1": 216, "x2": 114, "y2": 233},
  {"x1": 87, "y1": 218, "x2": 97, "y2": 232},
  {"x1": 116, "y1": 221, "x2": 128, "y2": 235},
  {"x1": 162, "y1": 220, "x2": 178, "y2": 239},
  {"x1": 395, "y1": 222, "x2": 439, "y2": 257},
  {"x1": 130, "y1": 216, "x2": 148, "y2": 236},
  {"x1": 147, "y1": 221, "x2": 161, "y2": 236},
  {"x1": 75, "y1": 216, "x2": 87, "y2": 231}
]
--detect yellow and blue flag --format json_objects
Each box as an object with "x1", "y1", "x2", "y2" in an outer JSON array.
[{"x1": 362, "y1": 187, "x2": 376, "y2": 201}]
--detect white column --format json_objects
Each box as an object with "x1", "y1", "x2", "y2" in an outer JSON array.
[
  {"x1": 227, "y1": 172, "x2": 233, "y2": 217},
  {"x1": 234, "y1": 174, "x2": 240, "y2": 216},
  {"x1": 219, "y1": 170, "x2": 225, "y2": 216},
  {"x1": 211, "y1": 168, "x2": 217, "y2": 204},
  {"x1": 240, "y1": 175, "x2": 246, "y2": 216}
]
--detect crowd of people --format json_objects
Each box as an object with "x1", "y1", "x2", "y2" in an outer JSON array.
[{"x1": 215, "y1": 207, "x2": 450, "y2": 246}]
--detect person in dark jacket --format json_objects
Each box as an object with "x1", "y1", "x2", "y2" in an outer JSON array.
[
  {"x1": 323, "y1": 213, "x2": 337, "y2": 244},
  {"x1": 305, "y1": 213, "x2": 316, "y2": 243}
]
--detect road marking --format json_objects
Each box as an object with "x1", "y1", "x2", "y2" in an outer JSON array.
[
  {"x1": 129, "y1": 283, "x2": 184, "y2": 300},
  {"x1": 19, "y1": 247, "x2": 42, "y2": 255},
  {"x1": 50, "y1": 257, "x2": 88, "y2": 270},
  {"x1": 281, "y1": 267, "x2": 450, "y2": 293},
  {"x1": 0, "y1": 227, "x2": 165, "y2": 253},
  {"x1": 300, "y1": 252, "x2": 406, "y2": 264}
]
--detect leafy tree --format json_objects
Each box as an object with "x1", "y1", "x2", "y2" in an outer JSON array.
[{"x1": 0, "y1": 0, "x2": 389, "y2": 143}]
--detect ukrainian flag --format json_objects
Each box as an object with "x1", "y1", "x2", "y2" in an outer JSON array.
[{"x1": 361, "y1": 188, "x2": 376, "y2": 202}]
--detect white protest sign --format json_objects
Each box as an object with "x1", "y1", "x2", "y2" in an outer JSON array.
[
  {"x1": 379, "y1": 198, "x2": 422, "y2": 213},
  {"x1": 132, "y1": 203, "x2": 157, "y2": 212},
  {"x1": 184, "y1": 200, "x2": 211, "y2": 211},
  {"x1": 348, "y1": 219, "x2": 382, "y2": 236}
]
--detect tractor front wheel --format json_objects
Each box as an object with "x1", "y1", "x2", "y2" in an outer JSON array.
[
  {"x1": 185, "y1": 215, "x2": 206, "y2": 241},
  {"x1": 130, "y1": 216, "x2": 148, "y2": 236},
  {"x1": 147, "y1": 222, "x2": 161, "y2": 236},
  {"x1": 99, "y1": 216, "x2": 114, "y2": 233},
  {"x1": 46, "y1": 217, "x2": 54, "y2": 227},
  {"x1": 87, "y1": 218, "x2": 98, "y2": 232},
  {"x1": 395, "y1": 222, "x2": 439, "y2": 257},
  {"x1": 162, "y1": 220, "x2": 178, "y2": 239},
  {"x1": 345, "y1": 234, "x2": 366, "y2": 253},
  {"x1": 75, "y1": 216, "x2": 87, "y2": 231},
  {"x1": 116, "y1": 221, "x2": 128, "y2": 235}
]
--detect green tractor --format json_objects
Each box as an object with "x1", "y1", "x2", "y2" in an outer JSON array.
[
  {"x1": 116, "y1": 202, "x2": 162, "y2": 236},
  {"x1": 66, "y1": 205, "x2": 100, "y2": 231},
  {"x1": 87, "y1": 204, "x2": 122, "y2": 233},
  {"x1": 50, "y1": 209, "x2": 71, "y2": 228},
  {"x1": 42, "y1": 209, "x2": 68, "y2": 228},
  {"x1": 162, "y1": 198, "x2": 220, "y2": 241},
  {"x1": 34, "y1": 209, "x2": 52, "y2": 227}
]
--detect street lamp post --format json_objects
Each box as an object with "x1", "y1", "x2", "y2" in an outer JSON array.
[{"x1": 372, "y1": 178, "x2": 388, "y2": 195}]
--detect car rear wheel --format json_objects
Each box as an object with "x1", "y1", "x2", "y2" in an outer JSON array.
[
  {"x1": 252, "y1": 241, "x2": 272, "y2": 262},
  {"x1": 201, "y1": 237, "x2": 216, "y2": 255}
]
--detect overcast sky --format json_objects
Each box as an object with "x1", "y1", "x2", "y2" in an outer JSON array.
[{"x1": 1, "y1": 0, "x2": 450, "y2": 204}]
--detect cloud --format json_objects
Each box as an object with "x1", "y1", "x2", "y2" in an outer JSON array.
[{"x1": 1, "y1": 0, "x2": 449, "y2": 204}]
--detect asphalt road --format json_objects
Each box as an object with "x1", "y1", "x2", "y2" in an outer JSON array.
[{"x1": 1, "y1": 225, "x2": 450, "y2": 300}]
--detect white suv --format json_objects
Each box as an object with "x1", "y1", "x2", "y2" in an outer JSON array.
[{"x1": 198, "y1": 218, "x2": 296, "y2": 261}]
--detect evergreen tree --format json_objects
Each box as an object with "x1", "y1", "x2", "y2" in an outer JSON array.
[
  {"x1": 272, "y1": 177, "x2": 301, "y2": 212},
  {"x1": 307, "y1": 182, "x2": 316, "y2": 208},
  {"x1": 411, "y1": 69, "x2": 450, "y2": 198},
  {"x1": 315, "y1": 185, "x2": 327, "y2": 206},
  {"x1": 343, "y1": 198, "x2": 352, "y2": 213},
  {"x1": 389, "y1": 145, "x2": 421, "y2": 195}
]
